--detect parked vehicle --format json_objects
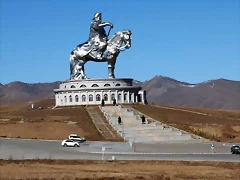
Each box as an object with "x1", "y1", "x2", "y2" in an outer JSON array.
[
  {"x1": 61, "y1": 139, "x2": 80, "y2": 147},
  {"x1": 231, "y1": 145, "x2": 240, "y2": 154},
  {"x1": 68, "y1": 134, "x2": 86, "y2": 142}
]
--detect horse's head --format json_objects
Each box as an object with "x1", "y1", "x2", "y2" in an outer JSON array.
[
  {"x1": 108, "y1": 30, "x2": 132, "y2": 51},
  {"x1": 120, "y1": 30, "x2": 132, "y2": 49}
]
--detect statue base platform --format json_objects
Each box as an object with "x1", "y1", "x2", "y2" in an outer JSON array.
[{"x1": 53, "y1": 78, "x2": 146, "y2": 106}]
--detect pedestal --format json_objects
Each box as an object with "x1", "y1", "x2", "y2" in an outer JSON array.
[{"x1": 54, "y1": 78, "x2": 146, "y2": 106}]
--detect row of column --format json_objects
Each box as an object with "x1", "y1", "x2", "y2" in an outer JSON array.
[{"x1": 56, "y1": 90, "x2": 138, "y2": 106}]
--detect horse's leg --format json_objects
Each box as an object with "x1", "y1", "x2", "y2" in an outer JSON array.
[
  {"x1": 112, "y1": 57, "x2": 116, "y2": 78},
  {"x1": 76, "y1": 58, "x2": 87, "y2": 79},
  {"x1": 108, "y1": 57, "x2": 116, "y2": 78},
  {"x1": 73, "y1": 63, "x2": 82, "y2": 80}
]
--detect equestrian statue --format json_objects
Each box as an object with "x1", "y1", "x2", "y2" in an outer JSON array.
[{"x1": 70, "y1": 12, "x2": 132, "y2": 80}]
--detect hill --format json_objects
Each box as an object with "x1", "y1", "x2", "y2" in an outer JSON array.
[
  {"x1": 142, "y1": 76, "x2": 240, "y2": 110},
  {"x1": 1, "y1": 76, "x2": 240, "y2": 110},
  {"x1": 0, "y1": 81, "x2": 61, "y2": 104}
]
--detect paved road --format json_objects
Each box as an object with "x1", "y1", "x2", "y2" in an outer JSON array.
[
  {"x1": 134, "y1": 141, "x2": 233, "y2": 153},
  {"x1": 0, "y1": 138, "x2": 239, "y2": 162}
]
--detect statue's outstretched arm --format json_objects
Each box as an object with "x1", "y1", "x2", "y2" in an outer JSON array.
[{"x1": 98, "y1": 22, "x2": 113, "y2": 28}]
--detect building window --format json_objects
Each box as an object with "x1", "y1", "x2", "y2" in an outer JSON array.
[
  {"x1": 75, "y1": 95, "x2": 79, "y2": 102},
  {"x1": 129, "y1": 93, "x2": 132, "y2": 102},
  {"x1": 104, "y1": 94, "x2": 108, "y2": 101},
  {"x1": 69, "y1": 95, "x2": 72, "y2": 102},
  {"x1": 92, "y1": 84, "x2": 99, "y2": 87},
  {"x1": 64, "y1": 96, "x2": 67, "y2": 103},
  {"x1": 96, "y1": 94, "x2": 101, "y2": 101},
  {"x1": 124, "y1": 93, "x2": 127, "y2": 101},
  {"x1": 116, "y1": 83, "x2": 120, "y2": 86},
  {"x1": 118, "y1": 93, "x2": 121, "y2": 101},
  {"x1": 111, "y1": 94, "x2": 115, "y2": 101},
  {"x1": 104, "y1": 84, "x2": 111, "y2": 87},
  {"x1": 82, "y1": 95, "x2": 86, "y2": 102},
  {"x1": 71, "y1": 85, "x2": 76, "y2": 88},
  {"x1": 80, "y1": 84, "x2": 86, "y2": 88},
  {"x1": 89, "y1": 94, "x2": 93, "y2": 102}
]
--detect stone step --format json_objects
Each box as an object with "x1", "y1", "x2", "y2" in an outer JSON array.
[
  {"x1": 119, "y1": 130, "x2": 182, "y2": 135},
  {"x1": 108, "y1": 120, "x2": 164, "y2": 127},
  {"x1": 114, "y1": 127, "x2": 166, "y2": 131},
  {"x1": 120, "y1": 130, "x2": 184, "y2": 135},
  {"x1": 122, "y1": 133, "x2": 185, "y2": 138},
  {"x1": 99, "y1": 106, "x2": 196, "y2": 143},
  {"x1": 116, "y1": 127, "x2": 172, "y2": 131},
  {"x1": 131, "y1": 136, "x2": 193, "y2": 143}
]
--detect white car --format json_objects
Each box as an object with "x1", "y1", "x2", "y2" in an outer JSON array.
[
  {"x1": 68, "y1": 134, "x2": 86, "y2": 142},
  {"x1": 61, "y1": 139, "x2": 80, "y2": 147}
]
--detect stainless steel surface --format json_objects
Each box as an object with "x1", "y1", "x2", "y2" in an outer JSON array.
[{"x1": 70, "y1": 12, "x2": 132, "y2": 80}]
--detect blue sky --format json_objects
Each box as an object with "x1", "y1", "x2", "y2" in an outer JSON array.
[{"x1": 0, "y1": 0, "x2": 239, "y2": 84}]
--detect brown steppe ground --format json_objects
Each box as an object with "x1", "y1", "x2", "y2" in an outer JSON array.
[
  {"x1": 161, "y1": 104, "x2": 240, "y2": 119},
  {"x1": 0, "y1": 99, "x2": 105, "y2": 141},
  {"x1": 126, "y1": 104, "x2": 240, "y2": 143},
  {"x1": 0, "y1": 160, "x2": 239, "y2": 180},
  {"x1": 1, "y1": 99, "x2": 240, "y2": 142}
]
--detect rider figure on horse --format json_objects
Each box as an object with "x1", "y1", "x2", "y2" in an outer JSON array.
[{"x1": 88, "y1": 12, "x2": 113, "y2": 60}]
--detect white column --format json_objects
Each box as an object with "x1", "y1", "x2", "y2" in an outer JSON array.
[
  {"x1": 122, "y1": 90, "x2": 124, "y2": 103},
  {"x1": 78, "y1": 91, "x2": 82, "y2": 104},
  {"x1": 79, "y1": 91, "x2": 81, "y2": 104},
  {"x1": 115, "y1": 90, "x2": 118, "y2": 104},
  {"x1": 66, "y1": 92, "x2": 69, "y2": 106},
  {"x1": 55, "y1": 93, "x2": 57, "y2": 106},
  {"x1": 74, "y1": 92, "x2": 76, "y2": 105},
  {"x1": 93, "y1": 90, "x2": 96, "y2": 104},
  {"x1": 131, "y1": 93, "x2": 134, "y2": 103},
  {"x1": 86, "y1": 91, "x2": 88, "y2": 105},
  {"x1": 127, "y1": 91, "x2": 130, "y2": 103},
  {"x1": 108, "y1": 90, "x2": 111, "y2": 104},
  {"x1": 71, "y1": 91, "x2": 74, "y2": 106},
  {"x1": 143, "y1": 91, "x2": 146, "y2": 104},
  {"x1": 101, "y1": 90, "x2": 103, "y2": 101},
  {"x1": 141, "y1": 91, "x2": 145, "y2": 103}
]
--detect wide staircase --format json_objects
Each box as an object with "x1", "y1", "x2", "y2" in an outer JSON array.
[{"x1": 99, "y1": 105, "x2": 202, "y2": 144}]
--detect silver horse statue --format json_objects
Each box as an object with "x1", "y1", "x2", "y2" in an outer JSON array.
[{"x1": 70, "y1": 30, "x2": 131, "y2": 80}]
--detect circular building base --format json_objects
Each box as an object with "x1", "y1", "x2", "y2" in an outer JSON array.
[{"x1": 54, "y1": 78, "x2": 146, "y2": 106}]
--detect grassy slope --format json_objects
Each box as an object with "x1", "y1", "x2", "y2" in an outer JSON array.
[
  {"x1": 1, "y1": 99, "x2": 240, "y2": 142},
  {"x1": 126, "y1": 104, "x2": 240, "y2": 142},
  {"x1": 0, "y1": 99, "x2": 104, "y2": 141}
]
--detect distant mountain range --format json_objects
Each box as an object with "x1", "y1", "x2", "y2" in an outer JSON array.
[
  {"x1": 140, "y1": 76, "x2": 240, "y2": 110},
  {"x1": 1, "y1": 76, "x2": 240, "y2": 110}
]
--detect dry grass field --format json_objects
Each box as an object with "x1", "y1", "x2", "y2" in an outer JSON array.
[
  {"x1": 0, "y1": 160, "x2": 239, "y2": 180},
  {"x1": 1, "y1": 99, "x2": 240, "y2": 142},
  {"x1": 128, "y1": 104, "x2": 240, "y2": 143},
  {"x1": 160, "y1": 104, "x2": 240, "y2": 119},
  {"x1": 0, "y1": 99, "x2": 105, "y2": 141}
]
